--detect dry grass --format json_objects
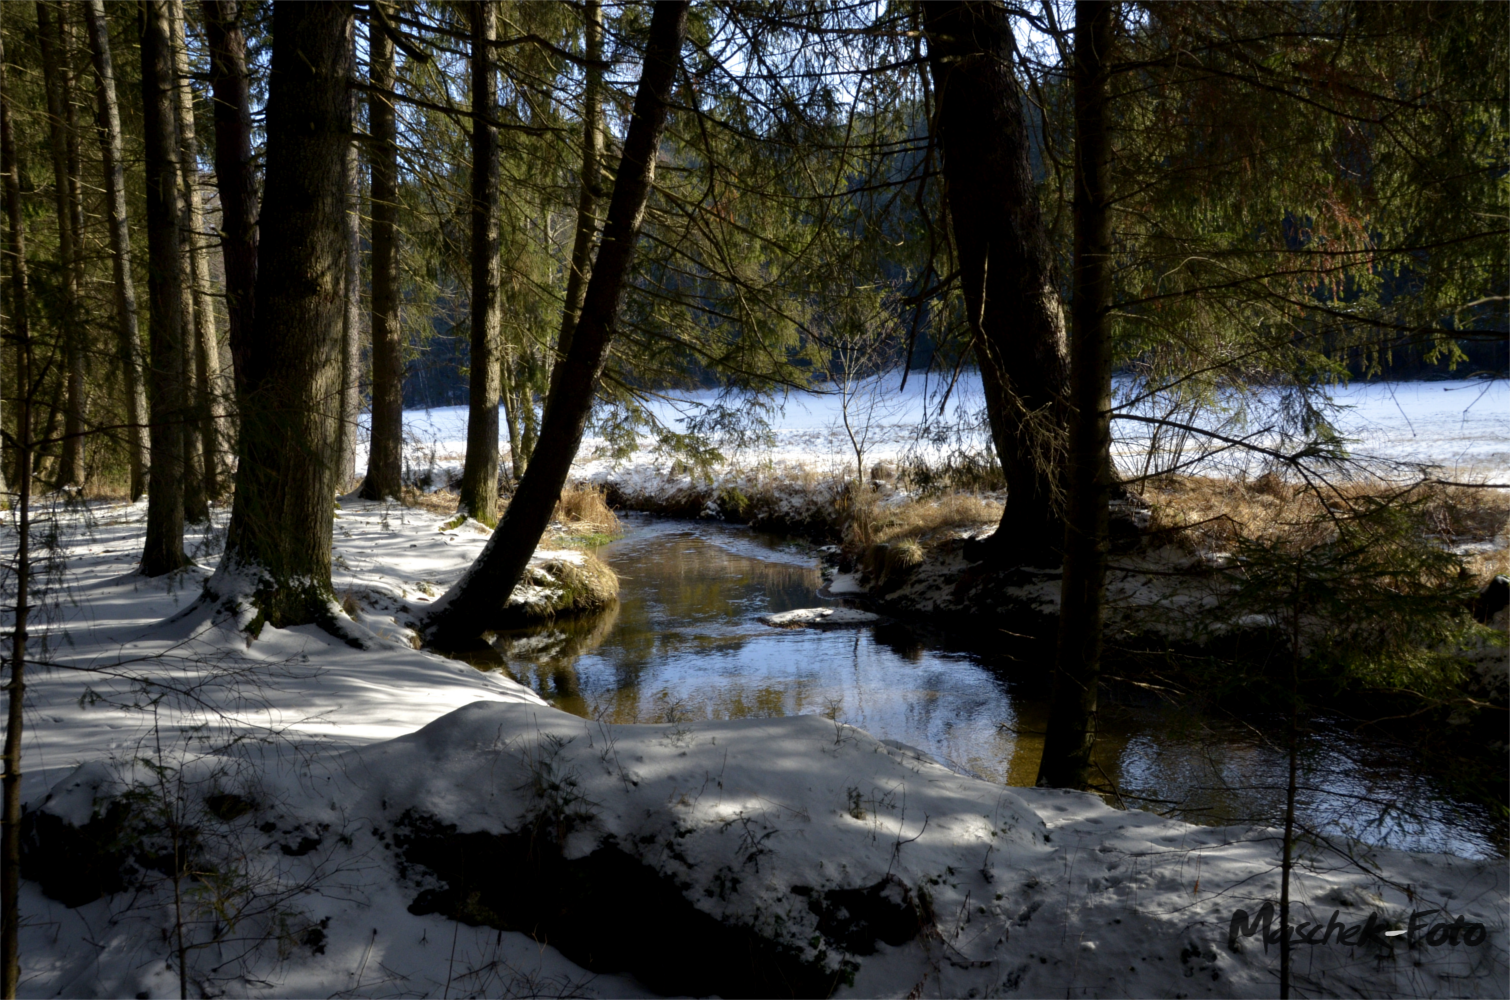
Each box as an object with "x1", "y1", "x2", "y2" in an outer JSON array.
[
  {"x1": 551, "y1": 481, "x2": 621, "y2": 538},
  {"x1": 1143, "y1": 474, "x2": 1509, "y2": 584},
  {"x1": 854, "y1": 492, "x2": 1002, "y2": 551},
  {"x1": 400, "y1": 485, "x2": 460, "y2": 515}
]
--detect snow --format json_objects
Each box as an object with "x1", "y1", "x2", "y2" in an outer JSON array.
[
  {"x1": 6, "y1": 498, "x2": 547, "y2": 807},
  {"x1": 1, "y1": 375, "x2": 1505, "y2": 997},
  {"x1": 370, "y1": 374, "x2": 1510, "y2": 484},
  {"x1": 19, "y1": 700, "x2": 1508, "y2": 997},
  {"x1": 760, "y1": 607, "x2": 882, "y2": 628}
]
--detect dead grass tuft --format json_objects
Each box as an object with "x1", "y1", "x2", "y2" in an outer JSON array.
[
  {"x1": 552, "y1": 481, "x2": 621, "y2": 538},
  {"x1": 1142, "y1": 474, "x2": 1509, "y2": 584},
  {"x1": 401, "y1": 485, "x2": 461, "y2": 515},
  {"x1": 859, "y1": 493, "x2": 1002, "y2": 552}
]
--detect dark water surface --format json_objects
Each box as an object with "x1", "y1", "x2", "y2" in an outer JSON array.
[{"x1": 473, "y1": 515, "x2": 1500, "y2": 859}]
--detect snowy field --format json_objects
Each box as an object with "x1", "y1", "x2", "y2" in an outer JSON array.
[{"x1": 375, "y1": 374, "x2": 1510, "y2": 485}]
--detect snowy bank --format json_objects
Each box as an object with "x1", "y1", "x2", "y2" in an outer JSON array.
[{"x1": 21, "y1": 701, "x2": 1508, "y2": 998}]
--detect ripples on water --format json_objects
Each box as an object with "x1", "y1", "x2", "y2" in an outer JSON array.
[{"x1": 469, "y1": 515, "x2": 1500, "y2": 859}]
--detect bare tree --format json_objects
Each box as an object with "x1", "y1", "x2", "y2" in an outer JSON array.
[
  {"x1": 457, "y1": 0, "x2": 503, "y2": 525},
  {"x1": 1037, "y1": 0, "x2": 1115, "y2": 791},
  {"x1": 553, "y1": 0, "x2": 604, "y2": 390},
  {"x1": 36, "y1": 2, "x2": 87, "y2": 489},
  {"x1": 140, "y1": 0, "x2": 193, "y2": 574},
  {"x1": 0, "y1": 17, "x2": 34, "y2": 993},
  {"x1": 359, "y1": 3, "x2": 404, "y2": 501},
  {"x1": 170, "y1": 0, "x2": 228, "y2": 504},
  {"x1": 426, "y1": 0, "x2": 690, "y2": 647},
  {"x1": 84, "y1": 0, "x2": 151, "y2": 500},
  {"x1": 337, "y1": 15, "x2": 363, "y2": 492},
  {"x1": 201, "y1": 0, "x2": 256, "y2": 400}
]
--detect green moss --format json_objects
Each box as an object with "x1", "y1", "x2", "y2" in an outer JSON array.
[{"x1": 552, "y1": 531, "x2": 622, "y2": 549}]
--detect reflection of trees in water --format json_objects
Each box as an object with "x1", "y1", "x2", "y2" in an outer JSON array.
[
  {"x1": 479, "y1": 532, "x2": 829, "y2": 723},
  {"x1": 460, "y1": 524, "x2": 1497, "y2": 854},
  {"x1": 590, "y1": 533, "x2": 823, "y2": 683},
  {"x1": 486, "y1": 603, "x2": 621, "y2": 716}
]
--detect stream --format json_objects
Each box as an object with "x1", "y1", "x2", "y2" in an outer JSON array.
[{"x1": 469, "y1": 515, "x2": 1501, "y2": 860}]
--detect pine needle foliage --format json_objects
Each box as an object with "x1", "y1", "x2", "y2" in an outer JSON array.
[{"x1": 1224, "y1": 492, "x2": 1494, "y2": 700}]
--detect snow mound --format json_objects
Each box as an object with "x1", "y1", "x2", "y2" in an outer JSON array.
[
  {"x1": 20, "y1": 701, "x2": 1509, "y2": 998},
  {"x1": 759, "y1": 607, "x2": 881, "y2": 628}
]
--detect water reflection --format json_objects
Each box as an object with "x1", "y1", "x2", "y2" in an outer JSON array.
[{"x1": 467, "y1": 515, "x2": 1499, "y2": 859}]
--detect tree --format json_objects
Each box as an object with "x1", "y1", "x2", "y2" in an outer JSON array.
[
  {"x1": 456, "y1": 0, "x2": 502, "y2": 526},
  {"x1": 425, "y1": 0, "x2": 690, "y2": 647},
  {"x1": 139, "y1": 0, "x2": 192, "y2": 576},
  {"x1": 553, "y1": 0, "x2": 603, "y2": 391},
  {"x1": 0, "y1": 17, "x2": 33, "y2": 993},
  {"x1": 359, "y1": 3, "x2": 404, "y2": 502},
  {"x1": 36, "y1": 2, "x2": 86, "y2": 491},
  {"x1": 1037, "y1": 0, "x2": 1115, "y2": 792},
  {"x1": 170, "y1": 0, "x2": 227, "y2": 505},
  {"x1": 209, "y1": 1, "x2": 353, "y2": 628},
  {"x1": 924, "y1": 0, "x2": 1071, "y2": 567},
  {"x1": 201, "y1": 0, "x2": 256, "y2": 399},
  {"x1": 84, "y1": 0, "x2": 150, "y2": 501},
  {"x1": 337, "y1": 12, "x2": 362, "y2": 492}
]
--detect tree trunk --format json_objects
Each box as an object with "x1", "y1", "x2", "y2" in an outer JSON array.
[
  {"x1": 426, "y1": 0, "x2": 688, "y2": 647},
  {"x1": 37, "y1": 1, "x2": 87, "y2": 490},
  {"x1": 63, "y1": 5, "x2": 88, "y2": 485},
  {"x1": 924, "y1": 0, "x2": 1070, "y2": 567},
  {"x1": 359, "y1": 5, "x2": 403, "y2": 501},
  {"x1": 170, "y1": 0, "x2": 226, "y2": 504},
  {"x1": 1036, "y1": 0, "x2": 1114, "y2": 791},
  {"x1": 457, "y1": 0, "x2": 502, "y2": 525},
  {"x1": 140, "y1": 0, "x2": 193, "y2": 575},
  {"x1": 518, "y1": 351, "x2": 539, "y2": 464},
  {"x1": 0, "y1": 23, "x2": 33, "y2": 993},
  {"x1": 201, "y1": 0, "x2": 256, "y2": 402},
  {"x1": 338, "y1": 29, "x2": 362, "y2": 493},
  {"x1": 210, "y1": 1, "x2": 352, "y2": 628},
  {"x1": 553, "y1": 0, "x2": 604, "y2": 379},
  {"x1": 500, "y1": 354, "x2": 523, "y2": 480},
  {"x1": 84, "y1": 0, "x2": 150, "y2": 500},
  {"x1": 176, "y1": 137, "x2": 209, "y2": 526}
]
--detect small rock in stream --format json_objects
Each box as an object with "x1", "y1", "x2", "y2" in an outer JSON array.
[{"x1": 758, "y1": 607, "x2": 881, "y2": 629}]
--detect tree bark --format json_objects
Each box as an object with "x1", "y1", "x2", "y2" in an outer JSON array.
[
  {"x1": 1036, "y1": 0, "x2": 1115, "y2": 791},
  {"x1": 338, "y1": 20, "x2": 362, "y2": 492},
  {"x1": 210, "y1": 1, "x2": 352, "y2": 628},
  {"x1": 84, "y1": 0, "x2": 151, "y2": 500},
  {"x1": 201, "y1": 0, "x2": 256, "y2": 402},
  {"x1": 140, "y1": 0, "x2": 193, "y2": 575},
  {"x1": 37, "y1": 2, "x2": 87, "y2": 490},
  {"x1": 62, "y1": 6, "x2": 88, "y2": 485},
  {"x1": 499, "y1": 359, "x2": 523, "y2": 481},
  {"x1": 924, "y1": 0, "x2": 1070, "y2": 567},
  {"x1": 0, "y1": 23, "x2": 33, "y2": 993},
  {"x1": 553, "y1": 0, "x2": 604, "y2": 383},
  {"x1": 426, "y1": 0, "x2": 688, "y2": 647},
  {"x1": 359, "y1": 4, "x2": 404, "y2": 501},
  {"x1": 170, "y1": 0, "x2": 227, "y2": 504},
  {"x1": 457, "y1": 0, "x2": 502, "y2": 525}
]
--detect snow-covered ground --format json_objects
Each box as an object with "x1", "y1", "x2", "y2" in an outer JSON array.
[
  {"x1": 375, "y1": 375, "x2": 1510, "y2": 485},
  {"x1": 9, "y1": 499, "x2": 542, "y2": 806},
  {"x1": 1, "y1": 375, "x2": 1505, "y2": 998}
]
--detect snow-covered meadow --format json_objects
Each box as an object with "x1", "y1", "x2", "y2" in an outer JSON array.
[
  {"x1": 377, "y1": 374, "x2": 1510, "y2": 486},
  {"x1": 2, "y1": 376, "x2": 1506, "y2": 997}
]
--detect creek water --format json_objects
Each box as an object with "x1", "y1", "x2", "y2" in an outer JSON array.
[{"x1": 470, "y1": 515, "x2": 1501, "y2": 859}]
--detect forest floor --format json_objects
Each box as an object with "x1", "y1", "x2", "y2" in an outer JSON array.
[{"x1": 3, "y1": 376, "x2": 1507, "y2": 998}]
